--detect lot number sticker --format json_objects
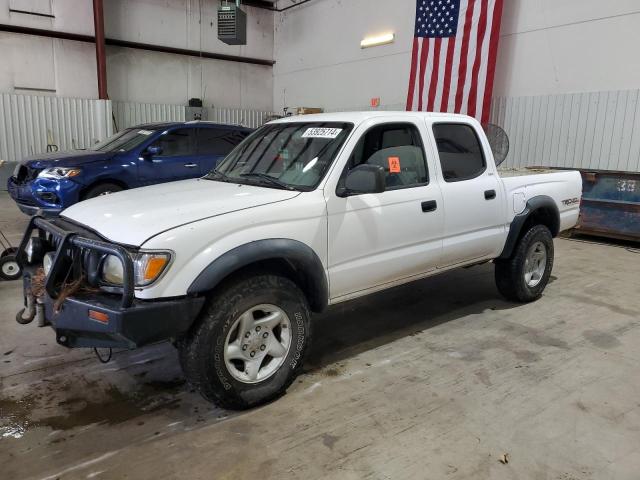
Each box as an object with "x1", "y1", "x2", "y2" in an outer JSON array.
[{"x1": 302, "y1": 128, "x2": 343, "y2": 139}]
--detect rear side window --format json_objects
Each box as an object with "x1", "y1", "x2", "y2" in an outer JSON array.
[
  {"x1": 344, "y1": 123, "x2": 429, "y2": 190},
  {"x1": 198, "y1": 128, "x2": 248, "y2": 156},
  {"x1": 150, "y1": 128, "x2": 197, "y2": 156},
  {"x1": 432, "y1": 124, "x2": 486, "y2": 182}
]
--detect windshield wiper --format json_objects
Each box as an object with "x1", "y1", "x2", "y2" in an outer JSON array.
[
  {"x1": 240, "y1": 173, "x2": 296, "y2": 191},
  {"x1": 205, "y1": 169, "x2": 233, "y2": 182}
]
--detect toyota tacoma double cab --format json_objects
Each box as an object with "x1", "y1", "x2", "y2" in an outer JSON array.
[{"x1": 16, "y1": 112, "x2": 582, "y2": 409}]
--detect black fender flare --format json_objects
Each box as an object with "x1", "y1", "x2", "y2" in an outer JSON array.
[
  {"x1": 187, "y1": 239, "x2": 329, "y2": 313},
  {"x1": 498, "y1": 195, "x2": 560, "y2": 259}
]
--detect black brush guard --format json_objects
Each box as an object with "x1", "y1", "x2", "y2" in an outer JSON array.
[
  {"x1": 16, "y1": 216, "x2": 204, "y2": 349},
  {"x1": 18, "y1": 216, "x2": 135, "y2": 308}
]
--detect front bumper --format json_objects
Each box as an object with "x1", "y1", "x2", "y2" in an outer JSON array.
[
  {"x1": 17, "y1": 217, "x2": 205, "y2": 349},
  {"x1": 23, "y1": 272, "x2": 204, "y2": 349},
  {"x1": 7, "y1": 176, "x2": 82, "y2": 216}
]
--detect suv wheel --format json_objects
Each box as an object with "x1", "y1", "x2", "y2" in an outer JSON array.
[
  {"x1": 178, "y1": 274, "x2": 311, "y2": 409},
  {"x1": 495, "y1": 224, "x2": 554, "y2": 302}
]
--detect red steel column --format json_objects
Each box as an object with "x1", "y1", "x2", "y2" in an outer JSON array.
[{"x1": 93, "y1": 0, "x2": 108, "y2": 99}]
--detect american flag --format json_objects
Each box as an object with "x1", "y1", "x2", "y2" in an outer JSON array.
[{"x1": 406, "y1": 0, "x2": 504, "y2": 124}]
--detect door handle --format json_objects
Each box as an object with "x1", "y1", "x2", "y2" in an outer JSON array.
[
  {"x1": 421, "y1": 200, "x2": 437, "y2": 212},
  {"x1": 184, "y1": 163, "x2": 198, "y2": 168},
  {"x1": 484, "y1": 189, "x2": 496, "y2": 200}
]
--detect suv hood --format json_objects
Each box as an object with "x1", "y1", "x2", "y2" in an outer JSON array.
[
  {"x1": 21, "y1": 150, "x2": 114, "y2": 169},
  {"x1": 61, "y1": 178, "x2": 300, "y2": 246}
]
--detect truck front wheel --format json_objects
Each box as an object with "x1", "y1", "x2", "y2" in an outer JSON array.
[
  {"x1": 495, "y1": 224, "x2": 554, "y2": 302},
  {"x1": 178, "y1": 274, "x2": 311, "y2": 409}
]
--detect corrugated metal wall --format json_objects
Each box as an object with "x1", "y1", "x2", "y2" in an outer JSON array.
[
  {"x1": 490, "y1": 90, "x2": 640, "y2": 172},
  {"x1": 0, "y1": 93, "x2": 112, "y2": 163},
  {"x1": 4, "y1": 91, "x2": 640, "y2": 172},
  {"x1": 112, "y1": 101, "x2": 186, "y2": 131},
  {"x1": 208, "y1": 108, "x2": 275, "y2": 129},
  {"x1": 113, "y1": 101, "x2": 275, "y2": 131},
  {"x1": 0, "y1": 96, "x2": 275, "y2": 164}
]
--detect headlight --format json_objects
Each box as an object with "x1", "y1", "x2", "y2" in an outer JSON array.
[
  {"x1": 38, "y1": 167, "x2": 82, "y2": 179},
  {"x1": 102, "y1": 255, "x2": 124, "y2": 285},
  {"x1": 43, "y1": 252, "x2": 55, "y2": 276},
  {"x1": 25, "y1": 237, "x2": 45, "y2": 264},
  {"x1": 101, "y1": 251, "x2": 171, "y2": 287}
]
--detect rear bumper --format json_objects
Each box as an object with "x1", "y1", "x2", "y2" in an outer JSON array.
[{"x1": 24, "y1": 273, "x2": 205, "y2": 349}]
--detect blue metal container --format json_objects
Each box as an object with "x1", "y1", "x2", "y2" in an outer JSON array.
[{"x1": 574, "y1": 169, "x2": 639, "y2": 242}]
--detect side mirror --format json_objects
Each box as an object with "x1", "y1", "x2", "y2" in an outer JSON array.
[
  {"x1": 145, "y1": 145, "x2": 163, "y2": 157},
  {"x1": 343, "y1": 164, "x2": 386, "y2": 196}
]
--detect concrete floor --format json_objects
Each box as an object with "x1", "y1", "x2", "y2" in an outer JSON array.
[{"x1": 1, "y1": 192, "x2": 639, "y2": 480}]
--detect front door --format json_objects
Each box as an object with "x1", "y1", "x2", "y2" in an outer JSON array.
[
  {"x1": 325, "y1": 119, "x2": 444, "y2": 300},
  {"x1": 138, "y1": 127, "x2": 199, "y2": 185}
]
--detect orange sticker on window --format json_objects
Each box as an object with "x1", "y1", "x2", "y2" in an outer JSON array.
[{"x1": 388, "y1": 156, "x2": 401, "y2": 173}]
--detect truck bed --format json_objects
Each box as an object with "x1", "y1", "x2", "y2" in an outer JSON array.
[{"x1": 498, "y1": 167, "x2": 560, "y2": 178}]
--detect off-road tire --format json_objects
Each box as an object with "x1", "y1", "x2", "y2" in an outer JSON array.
[
  {"x1": 178, "y1": 274, "x2": 311, "y2": 410},
  {"x1": 495, "y1": 225, "x2": 554, "y2": 302},
  {"x1": 83, "y1": 183, "x2": 123, "y2": 199}
]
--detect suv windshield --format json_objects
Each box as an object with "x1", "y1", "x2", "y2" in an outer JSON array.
[
  {"x1": 207, "y1": 122, "x2": 353, "y2": 191},
  {"x1": 90, "y1": 128, "x2": 157, "y2": 153}
]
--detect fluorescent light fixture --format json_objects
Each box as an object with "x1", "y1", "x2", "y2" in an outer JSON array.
[{"x1": 360, "y1": 32, "x2": 395, "y2": 49}]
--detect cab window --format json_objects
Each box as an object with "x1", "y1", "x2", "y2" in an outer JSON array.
[
  {"x1": 432, "y1": 123, "x2": 486, "y2": 182},
  {"x1": 341, "y1": 123, "x2": 429, "y2": 190}
]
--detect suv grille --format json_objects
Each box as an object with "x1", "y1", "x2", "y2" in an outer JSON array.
[{"x1": 14, "y1": 165, "x2": 43, "y2": 185}]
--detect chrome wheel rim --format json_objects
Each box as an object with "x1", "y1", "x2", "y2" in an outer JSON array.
[
  {"x1": 2, "y1": 261, "x2": 18, "y2": 276},
  {"x1": 524, "y1": 241, "x2": 547, "y2": 287},
  {"x1": 223, "y1": 304, "x2": 292, "y2": 384}
]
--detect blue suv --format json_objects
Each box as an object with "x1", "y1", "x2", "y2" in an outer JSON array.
[{"x1": 7, "y1": 121, "x2": 252, "y2": 216}]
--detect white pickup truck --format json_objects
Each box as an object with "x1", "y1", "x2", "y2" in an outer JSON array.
[{"x1": 17, "y1": 112, "x2": 582, "y2": 409}]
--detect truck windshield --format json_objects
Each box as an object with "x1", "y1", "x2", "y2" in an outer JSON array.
[
  {"x1": 90, "y1": 128, "x2": 156, "y2": 152},
  {"x1": 206, "y1": 122, "x2": 353, "y2": 191}
]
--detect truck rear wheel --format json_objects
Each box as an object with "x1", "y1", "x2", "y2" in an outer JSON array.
[
  {"x1": 495, "y1": 224, "x2": 554, "y2": 302},
  {"x1": 178, "y1": 274, "x2": 311, "y2": 409}
]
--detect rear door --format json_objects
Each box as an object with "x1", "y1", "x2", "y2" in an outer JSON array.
[
  {"x1": 196, "y1": 126, "x2": 249, "y2": 175},
  {"x1": 428, "y1": 121, "x2": 506, "y2": 266},
  {"x1": 138, "y1": 127, "x2": 199, "y2": 185}
]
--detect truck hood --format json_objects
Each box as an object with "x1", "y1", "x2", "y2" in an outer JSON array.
[
  {"x1": 61, "y1": 179, "x2": 300, "y2": 246},
  {"x1": 21, "y1": 150, "x2": 114, "y2": 169}
]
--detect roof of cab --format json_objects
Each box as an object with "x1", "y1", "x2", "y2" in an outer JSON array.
[{"x1": 269, "y1": 111, "x2": 476, "y2": 127}]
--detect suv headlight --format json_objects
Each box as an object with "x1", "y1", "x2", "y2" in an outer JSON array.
[
  {"x1": 101, "y1": 251, "x2": 172, "y2": 287},
  {"x1": 38, "y1": 167, "x2": 82, "y2": 179}
]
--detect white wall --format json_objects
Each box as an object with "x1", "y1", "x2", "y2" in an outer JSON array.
[
  {"x1": 273, "y1": 0, "x2": 415, "y2": 112},
  {"x1": 105, "y1": 0, "x2": 274, "y2": 109},
  {"x1": 0, "y1": 0, "x2": 274, "y2": 109},
  {"x1": 495, "y1": 0, "x2": 640, "y2": 97},
  {"x1": 273, "y1": 0, "x2": 640, "y2": 111},
  {"x1": 0, "y1": 0, "x2": 97, "y2": 98}
]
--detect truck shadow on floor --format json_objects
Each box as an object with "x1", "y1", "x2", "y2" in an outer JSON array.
[{"x1": 306, "y1": 263, "x2": 521, "y2": 369}]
